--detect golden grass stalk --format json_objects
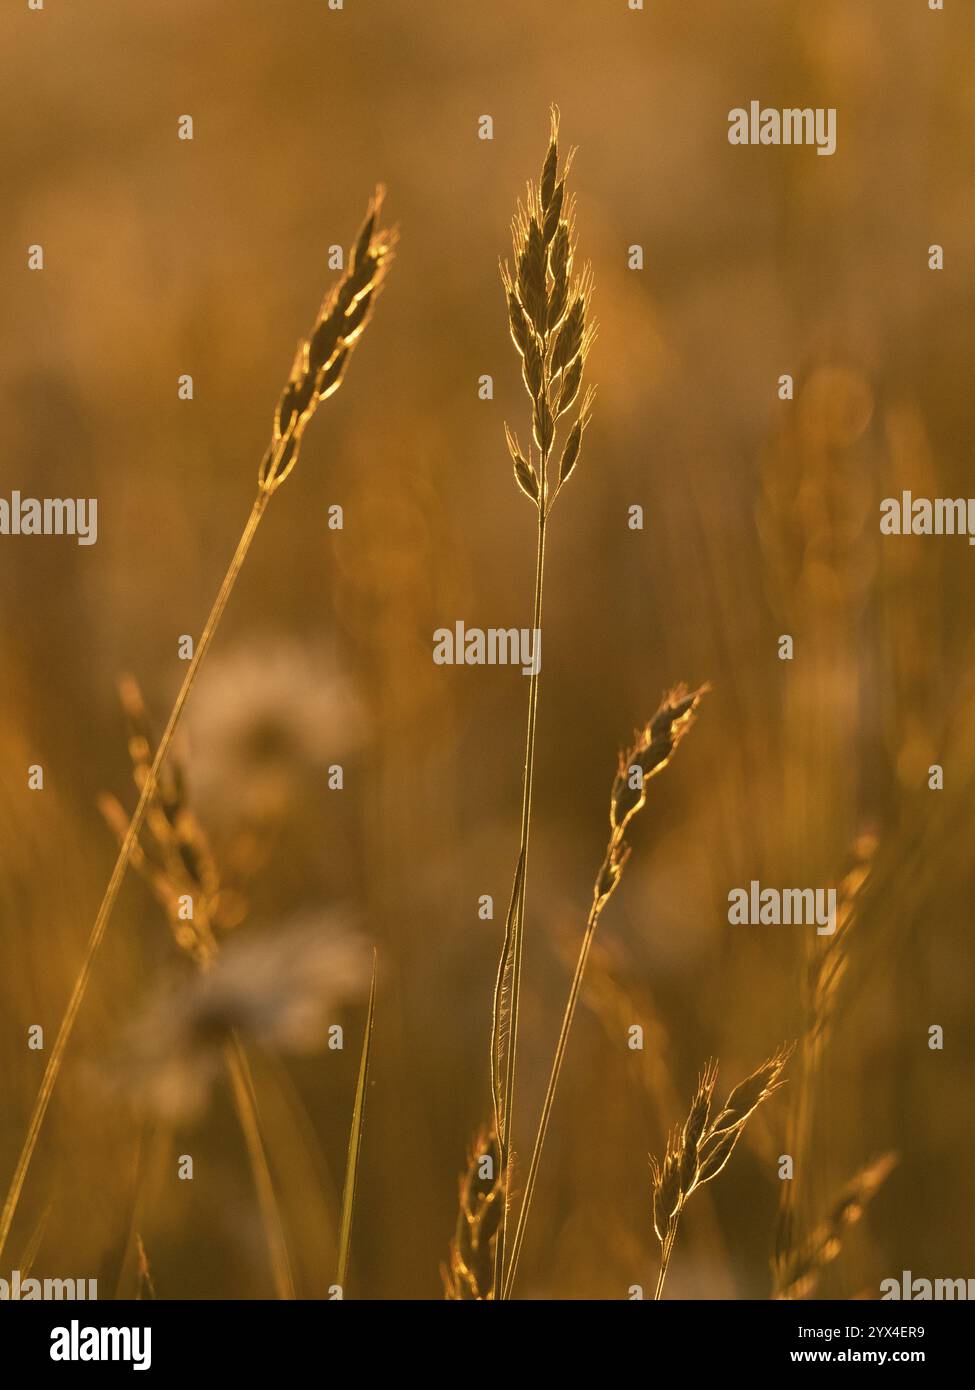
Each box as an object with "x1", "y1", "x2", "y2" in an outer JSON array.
[
  {"x1": 336, "y1": 949, "x2": 378, "y2": 1295},
  {"x1": 650, "y1": 1047, "x2": 792, "y2": 1299},
  {"x1": 774, "y1": 1152, "x2": 897, "y2": 1299},
  {"x1": 490, "y1": 104, "x2": 596, "y2": 1293},
  {"x1": 0, "y1": 190, "x2": 395, "y2": 1265},
  {"x1": 225, "y1": 1036, "x2": 296, "y2": 1299},
  {"x1": 773, "y1": 835, "x2": 875, "y2": 1295},
  {"x1": 443, "y1": 1127, "x2": 505, "y2": 1300},
  {"x1": 502, "y1": 686, "x2": 706, "y2": 1297},
  {"x1": 106, "y1": 677, "x2": 296, "y2": 1296}
]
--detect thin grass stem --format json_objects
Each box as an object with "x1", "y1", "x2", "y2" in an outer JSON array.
[
  {"x1": 502, "y1": 866, "x2": 602, "y2": 1298},
  {"x1": 336, "y1": 950, "x2": 378, "y2": 1293},
  {"x1": 493, "y1": 504, "x2": 546, "y2": 1294},
  {"x1": 225, "y1": 1031, "x2": 295, "y2": 1300},
  {"x1": 0, "y1": 490, "x2": 269, "y2": 1261},
  {"x1": 654, "y1": 1213, "x2": 681, "y2": 1300}
]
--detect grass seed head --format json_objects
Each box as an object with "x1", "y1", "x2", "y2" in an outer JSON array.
[
  {"x1": 774, "y1": 1153, "x2": 898, "y2": 1299},
  {"x1": 650, "y1": 1137, "x2": 683, "y2": 1243},
  {"x1": 444, "y1": 1127, "x2": 505, "y2": 1300},
  {"x1": 650, "y1": 1046, "x2": 792, "y2": 1260},
  {"x1": 259, "y1": 187, "x2": 396, "y2": 495},
  {"x1": 502, "y1": 106, "x2": 595, "y2": 509},
  {"x1": 610, "y1": 684, "x2": 708, "y2": 837},
  {"x1": 678, "y1": 1060, "x2": 718, "y2": 1192}
]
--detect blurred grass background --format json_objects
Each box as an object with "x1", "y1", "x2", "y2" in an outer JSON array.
[{"x1": 1, "y1": 0, "x2": 974, "y2": 1298}]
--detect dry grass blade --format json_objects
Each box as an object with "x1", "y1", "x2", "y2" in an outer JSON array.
[
  {"x1": 501, "y1": 685, "x2": 707, "y2": 1298},
  {"x1": 650, "y1": 1047, "x2": 792, "y2": 1299},
  {"x1": 443, "y1": 1127, "x2": 504, "y2": 1300},
  {"x1": 336, "y1": 949, "x2": 378, "y2": 1295},
  {"x1": 0, "y1": 187, "x2": 394, "y2": 1265},
  {"x1": 489, "y1": 105, "x2": 596, "y2": 1293}
]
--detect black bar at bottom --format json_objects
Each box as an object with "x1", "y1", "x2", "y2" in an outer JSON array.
[{"x1": 0, "y1": 1296, "x2": 967, "y2": 1375}]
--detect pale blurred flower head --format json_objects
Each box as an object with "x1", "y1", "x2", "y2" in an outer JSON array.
[
  {"x1": 116, "y1": 911, "x2": 370, "y2": 1120},
  {"x1": 184, "y1": 637, "x2": 364, "y2": 821}
]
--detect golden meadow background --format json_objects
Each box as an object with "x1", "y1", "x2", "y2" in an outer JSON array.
[{"x1": 1, "y1": 0, "x2": 973, "y2": 1299}]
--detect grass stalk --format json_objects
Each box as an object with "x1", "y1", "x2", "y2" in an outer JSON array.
[
  {"x1": 0, "y1": 189, "x2": 394, "y2": 1263},
  {"x1": 649, "y1": 1048, "x2": 792, "y2": 1299},
  {"x1": 336, "y1": 950, "x2": 378, "y2": 1294},
  {"x1": 500, "y1": 878, "x2": 596, "y2": 1299},
  {"x1": 488, "y1": 105, "x2": 597, "y2": 1299},
  {"x1": 502, "y1": 687, "x2": 706, "y2": 1298},
  {"x1": 654, "y1": 1213, "x2": 680, "y2": 1301},
  {"x1": 492, "y1": 504, "x2": 546, "y2": 1291},
  {"x1": 0, "y1": 493, "x2": 267, "y2": 1262},
  {"x1": 225, "y1": 1033, "x2": 296, "y2": 1300}
]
